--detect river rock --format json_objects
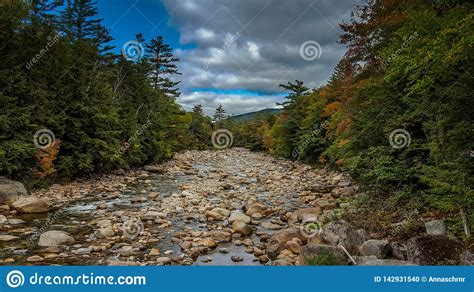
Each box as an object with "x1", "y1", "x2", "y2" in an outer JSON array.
[
  {"x1": 27, "y1": 255, "x2": 44, "y2": 262},
  {"x1": 38, "y1": 230, "x2": 75, "y2": 247},
  {"x1": 156, "y1": 257, "x2": 172, "y2": 265},
  {"x1": 245, "y1": 201, "x2": 268, "y2": 216},
  {"x1": 0, "y1": 235, "x2": 19, "y2": 241},
  {"x1": 208, "y1": 231, "x2": 232, "y2": 242},
  {"x1": 228, "y1": 212, "x2": 251, "y2": 224},
  {"x1": 356, "y1": 256, "x2": 416, "y2": 266},
  {"x1": 96, "y1": 226, "x2": 115, "y2": 238},
  {"x1": 406, "y1": 235, "x2": 465, "y2": 265},
  {"x1": 0, "y1": 177, "x2": 27, "y2": 204},
  {"x1": 360, "y1": 239, "x2": 391, "y2": 259},
  {"x1": 424, "y1": 220, "x2": 447, "y2": 236},
  {"x1": 232, "y1": 221, "x2": 252, "y2": 236},
  {"x1": 266, "y1": 228, "x2": 306, "y2": 259},
  {"x1": 205, "y1": 210, "x2": 224, "y2": 220},
  {"x1": 211, "y1": 207, "x2": 230, "y2": 218},
  {"x1": 294, "y1": 207, "x2": 322, "y2": 222},
  {"x1": 0, "y1": 215, "x2": 7, "y2": 224},
  {"x1": 11, "y1": 197, "x2": 50, "y2": 213}
]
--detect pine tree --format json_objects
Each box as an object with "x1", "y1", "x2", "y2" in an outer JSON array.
[
  {"x1": 146, "y1": 36, "x2": 181, "y2": 97},
  {"x1": 277, "y1": 80, "x2": 309, "y2": 108},
  {"x1": 213, "y1": 105, "x2": 227, "y2": 124},
  {"x1": 192, "y1": 104, "x2": 204, "y2": 116}
]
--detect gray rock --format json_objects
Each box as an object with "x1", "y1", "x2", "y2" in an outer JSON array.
[
  {"x1": 228, "y1": 212, "x2": 251, "y2": 224},
  {"x1": 320, "y1": 220, "x2": 366, "y2": 254},
  {"x1": 425, "y1": 220, "x2": 447, "y2": 236},
  {"x1": 407, "y1": 235, "x2": 465, "y2": 265},
  {"x1": 390, "y1": 242, "x2": 407, "y2": 260},
  {"x1": 360, "y1": 239, "x2": 391, "y2": 259},
  {"x1": 38, "y1": 230, "x2": 75, "y2": 247},
  {"x1": 0, "y1": 177, "x2": 27, "y2": 204},
  {"x1": 355, "y1": 256, "x2": 416, "y2": 266},
  {"x1": 156, "y1": 257, "x2": 172, "y2": 265}
]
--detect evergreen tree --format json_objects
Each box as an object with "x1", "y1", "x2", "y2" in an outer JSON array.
[
  {"x1": 146, "y1": 36, "x2": 181, "y2": 97},
  {"x1": 213, "y1": 105, "x2": 227, "y2": 124}
]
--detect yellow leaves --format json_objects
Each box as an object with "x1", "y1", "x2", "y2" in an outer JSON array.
[
  {"x1": 335, "y1": 159, "x2": 345, "y2": 167},
  {"x1": 337, "y1": 138, "x2": 350, "y2": 147}
]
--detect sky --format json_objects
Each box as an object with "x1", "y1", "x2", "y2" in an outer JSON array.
[{"x1": 98, "y1": 0, "x2": 362, "y2": 115}]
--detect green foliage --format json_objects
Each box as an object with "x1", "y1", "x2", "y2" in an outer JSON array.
[
  {"x1": 0, "y1": 0, "x2": 193, "y2": 185},
  {"x1": 306, "y1": 251, "x2": 347, "y2": 266}
]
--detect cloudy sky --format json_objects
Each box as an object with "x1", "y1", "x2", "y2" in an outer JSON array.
[{"x1": 100, "y1": 0, "x2": 362, "y2": 115}]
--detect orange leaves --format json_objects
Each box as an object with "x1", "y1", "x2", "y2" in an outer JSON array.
[
  {"x1": 323, "y1": 101, "x2": 342, "y2": 117},
  {"x1": 36, "y1": 140, "x2": 61, "y2": 177}
]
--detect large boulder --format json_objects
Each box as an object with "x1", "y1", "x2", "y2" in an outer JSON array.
[
  {"x1": 11, "y1": 197, "x2": 50, "y2": 213},
  {"x1": 406, "y1": 235, "x2": 465, "y2": 265},
  {"x1": 38, "y1": 230, "x2": 75, "y2": 247},
  {"x1": 297, "y1": 244, "x2": 347, "y2": 265},
  {"x1": 320, "y1": 220, "x2": 367, "y2": 254},
  {"x1": 266, "y1": 228, "x2": 307, "y2": 259},
  {"x1": 0, "y1": 177, "x2": 27, "y2": 204},
  {"x1": 360, "y1": 239, "x2": 391, "y2": 259},
  {"x1": 294, "y1": 207, "x2": 322, "y2": 222},
  {"x1": 244, "y1": 198, "x2": 269, "y2": 216}
]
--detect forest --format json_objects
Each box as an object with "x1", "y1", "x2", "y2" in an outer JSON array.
[{"x1": 0, "y1": 0, "x2": 472, "y2": 239}]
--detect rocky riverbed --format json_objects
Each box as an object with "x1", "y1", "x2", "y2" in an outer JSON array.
[{"x1": 0, "y1": 148, "x2": 472, "y2": 266}]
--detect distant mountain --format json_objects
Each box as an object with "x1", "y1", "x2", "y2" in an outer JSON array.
[{"x1": 230, "y1": 108, "x2": 282, "y2": 122}]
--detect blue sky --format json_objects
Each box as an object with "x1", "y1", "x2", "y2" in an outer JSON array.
[{"x1": 95, "y1": 0, "x2": 358, "y2": 115}]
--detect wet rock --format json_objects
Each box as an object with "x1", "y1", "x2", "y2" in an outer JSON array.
[
  {"x1": 266, "y1": 228, "x2": 306, "y2": 259},
  {"x1": 180, "y1": 241, "x2": 192, "y2": 251},
  {"x1": 228, "y1": 212, "x2": 251, "y2": 224},
  {"x1": 360, "y1": 239, "x2": 391, "y2": 259},
  {"x1": 198, "y1": 238, "x2": 217, "y2": 248},
  {"x1": 11, "y1": 197, "x2": 50, "y2": 213},
  {"x1": 425, "y1": 220, "x2": 447, "y2": 236},
  {"x1": 231, "y1": 255, "x2": 243, "y2": 262},
  {"x1": 0, "y1": 177, "x2": 27, "y2": 204},
  {"x1": 0, "y1": 235, "x2": 19, "y2": 241},
  {"x1": 38, "y1": 230, "x2": 75, "y2": 247},
  {"x1": 232, "y1": 221, "x2": 252, "y2": 236},
  {"x1": 406, "y1": 235, "x2": 465, "y2": 265},
  {"x1": 219, "y1": 248, "x2": 230, "y2": 253},
  {"x1": 76, "y1": 247, "x2": 92, "y2": 255}
]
